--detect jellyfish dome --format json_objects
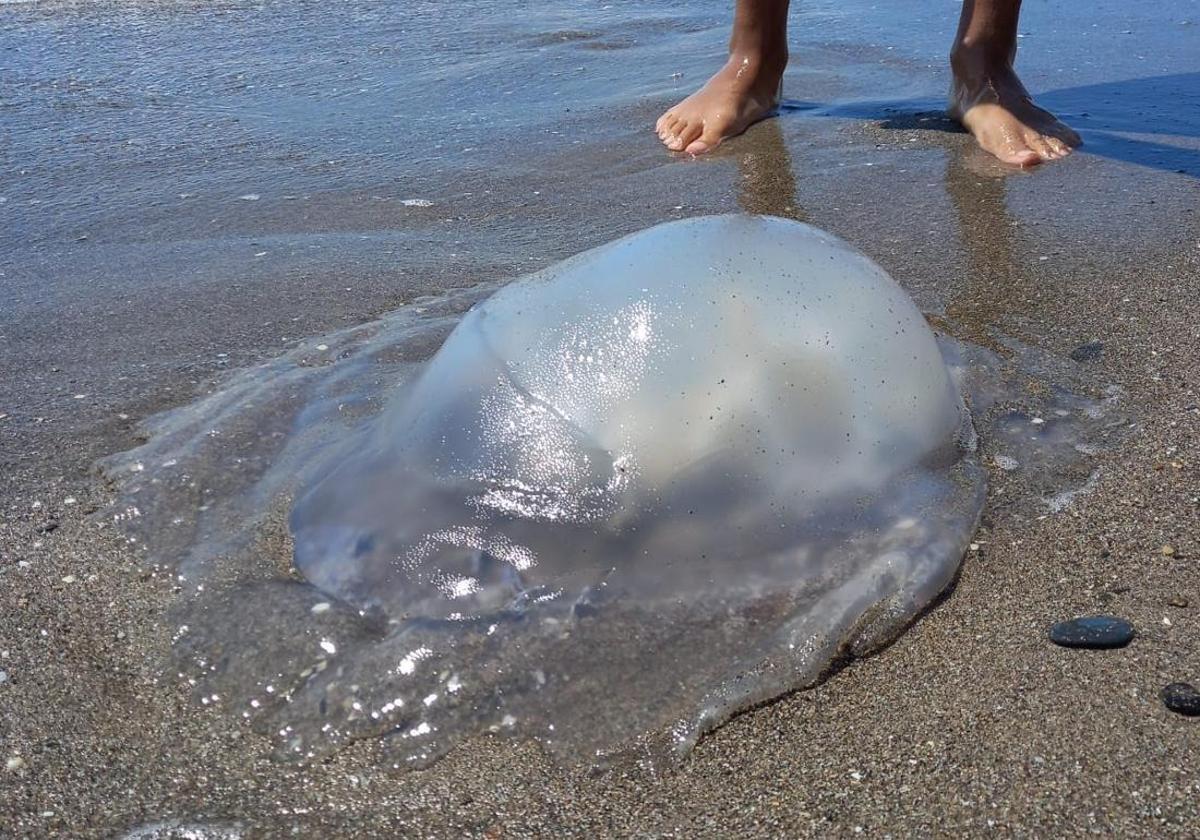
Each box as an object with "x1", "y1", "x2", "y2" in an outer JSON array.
[{"x1": 288, "y1": 214, "x2": 984, "y2": 766}]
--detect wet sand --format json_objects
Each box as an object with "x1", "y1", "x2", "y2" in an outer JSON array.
[{"x1": 2, "y1": 0, "x2": 1199, "y2": 836}]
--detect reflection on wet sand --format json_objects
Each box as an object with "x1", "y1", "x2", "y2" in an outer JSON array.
[
  {"x1": 941, "y1": 148, "x2": 1029, "y2": 342},
  {"x1": 735, "y1": 119, "x2": 807, "y2": 221}
]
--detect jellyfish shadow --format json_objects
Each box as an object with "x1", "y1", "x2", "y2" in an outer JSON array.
[{"x1": 780, "y1": 72, "x2": 1200, "y2": 177}]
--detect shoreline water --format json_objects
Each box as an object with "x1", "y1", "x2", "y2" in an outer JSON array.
[{"x1": 2, "y1": 0, "x2": 1199, "y2": 836}]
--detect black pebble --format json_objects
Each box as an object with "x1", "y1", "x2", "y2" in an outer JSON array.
[
  {"x1": 1161, "y1": 683, "x2": 1200, "y2": 717},
  {"x1": 1069, "y1": 340, "x2": 1104, "y2": 362},
  {"x1": 1048, "y1": 615, "x2": 1135, "y2": 649}
]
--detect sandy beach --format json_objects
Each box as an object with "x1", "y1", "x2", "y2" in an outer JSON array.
[{"x1": 2, "y1": 0, "x2": 1199, "y2": 836}]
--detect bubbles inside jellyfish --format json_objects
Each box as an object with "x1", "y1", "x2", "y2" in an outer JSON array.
[{"x1": 284, "y1": 214, "x2": 986, "y2": 767}]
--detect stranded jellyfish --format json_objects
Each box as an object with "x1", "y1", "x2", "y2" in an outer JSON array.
[{"x1": 286, "y1": 214, "x2": 985, "y2": 766}]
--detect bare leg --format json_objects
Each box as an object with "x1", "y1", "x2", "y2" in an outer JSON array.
[
  {"x1": 949, "y1": 0, "x2": 1081, "y2": 166},
  {"x1": 656, "y1": 0, "x2": 790, "y2": 155}
]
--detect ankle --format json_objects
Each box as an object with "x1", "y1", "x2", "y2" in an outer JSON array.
[
  {"x1": 723, "y1": 47, "x2": 788, "y2": 85},
  {"x1": 950, "y1": 42, "x2": 1013, "y2": 80}
]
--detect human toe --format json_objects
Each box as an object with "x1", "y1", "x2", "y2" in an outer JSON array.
[
  {"x1": 674, "y1": 120, "x2": 704, "y2": 152},
  {"x1": 659, "y1": 116, "x2": 682, "y2": 146},
  {"x1": 1024, "y1": 132, "x2": 1057, "y2": 161},
  {"x1": 685, "y1": 127, "x2": 723, "y2": 156},
  {"x1": 991, "y1": 137, "x2": 1041, "y2": 167},
  {"x1": 1045, "y1": 136, "x2": 1072, "y2": 158}
]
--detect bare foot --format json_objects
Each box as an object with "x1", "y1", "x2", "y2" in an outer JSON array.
[
  {"x1": 949, "y1": 50, "x2": 1081, "y2": 167},
  {"x1": 656, "y1": 54, "x2": 785, "y2": 156}
]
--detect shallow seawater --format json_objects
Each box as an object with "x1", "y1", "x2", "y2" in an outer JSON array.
[{"x1": 99, "y1": 215, "x2": 1127, "y2": 771}]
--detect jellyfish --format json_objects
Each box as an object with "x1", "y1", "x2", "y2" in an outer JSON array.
[{"x1": 283, "y1": 214, "x2": 985, "y2": 766}]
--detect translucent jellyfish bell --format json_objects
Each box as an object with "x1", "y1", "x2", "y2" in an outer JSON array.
[{"x1": 288, "y1": 214, "x2": 984, "y2": 765}]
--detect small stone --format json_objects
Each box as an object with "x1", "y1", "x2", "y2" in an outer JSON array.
[
  {"x1": 1048, "y1": 615, "x2": 1135, "y2": 649},
  {"x1": 1161, "y1": 544, "x2": 1177, "y2": 557},
  {"x1": 1161, "y1": 682, "x2": 1200, "y2": 717},
  {"x1": 0, "y1": 670, "x2": 7, "y2": 684},
  {"x1": 5, "y1": 756, "x2": 24, "y2": 772},
  {"x1": 1069, "y1": 341, "x2": 1104, "y2": 363},
  {"x1": 60, "y1": 575, "x2": 77, "y2": 584}
]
